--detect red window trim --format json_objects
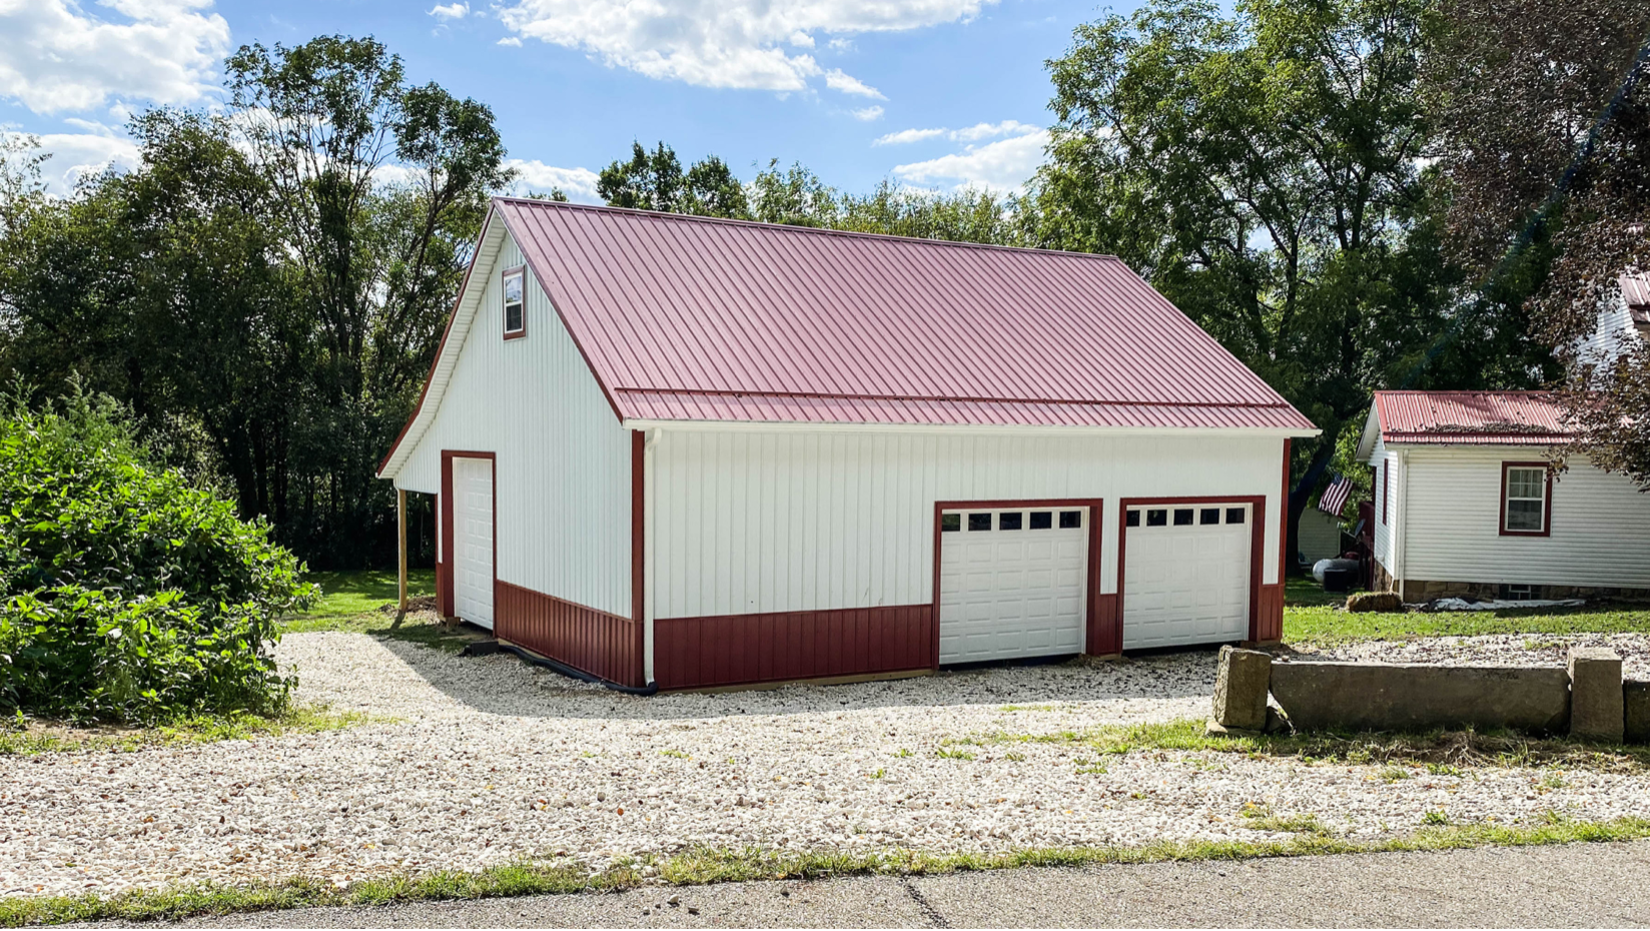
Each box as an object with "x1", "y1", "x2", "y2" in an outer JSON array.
[
  {"x1": 1499, "y1": 461, "x2": 1553, "y2": 537},
  {"x1": 502, "y1": 265, "x2": 527, "y2": 340}
]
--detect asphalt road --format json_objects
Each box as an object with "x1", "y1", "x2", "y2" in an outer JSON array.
[{"x1": 95, "y1": 840, "x2": 1650, "y2": 928}]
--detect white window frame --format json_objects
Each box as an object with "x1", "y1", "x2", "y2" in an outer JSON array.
[{"x1": 502, "y1": 266, "x2": 526, "y2": 339}]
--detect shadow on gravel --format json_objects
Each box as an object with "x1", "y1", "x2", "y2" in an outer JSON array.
[{"x1": 373, "y1": 637, "x2": 1217, "y2": 722}]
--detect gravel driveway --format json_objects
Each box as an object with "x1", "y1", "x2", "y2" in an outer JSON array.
[{"x1": 5, "y1": 630, "x2": 1648, "y2": 899}]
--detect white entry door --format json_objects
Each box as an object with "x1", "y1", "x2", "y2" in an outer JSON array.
[
  {"x1": 939, "y1": 507, "x2": 1087, "y2": 664},
  {"x1": 451, "y1": 456, "x2": 494, "y2": 630},
  {"x1": 1123, "y1": 503, "x2": 1250, "y2": 649}
]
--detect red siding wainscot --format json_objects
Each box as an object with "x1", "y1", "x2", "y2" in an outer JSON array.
[
  {"x1": 495, "y1": 581, "x2": 644, "y2": 688},
  {"x1": 654, "y1": 605, "x2": 935, "y2": 691}
]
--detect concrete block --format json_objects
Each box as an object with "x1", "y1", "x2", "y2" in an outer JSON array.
[
  {"x1": 1568, "y1": 648, "x2": 1624, "y2": 742},
  {"x1": 1269, "y1": 662, "x2": 1569, "y2": 734},
  {"x1": 1211, "y1": 646, "x2": 1271, "y2": 731},
  {"x1": 1625, "y1": 680, "x2": 1650, "y2": 744}
]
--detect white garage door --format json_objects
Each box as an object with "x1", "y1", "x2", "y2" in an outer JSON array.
[
  {"x1": 1123, "y1": 503, "x2": 1250, "y2": 649},
  {"x1": 452, "y1": 456, "x2": 494, "y2": 631},
  {"x1": 939, "y1": 507, "x2": 1087, "y2": 664}
]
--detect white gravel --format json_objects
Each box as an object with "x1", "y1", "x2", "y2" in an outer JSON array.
[{"x1": 3, "y1": 630, "x2": 1648, "y2": 899}]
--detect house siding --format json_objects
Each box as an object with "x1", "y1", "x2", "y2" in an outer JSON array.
[
  {"x1": 1397, "y1": 447, "x2": 1650, "y2": 590},
  {"x1": 394, "y1": 229, "x2": 634, "y2": 621},
  {"x1": 647, "y1": 429, "x2": 1287, "y2": 620}
]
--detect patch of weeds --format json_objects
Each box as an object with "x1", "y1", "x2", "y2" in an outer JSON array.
[
  {"x1": 10, "y1": 819, "x2": 1650, "y2": 926},
  {"x1": 1380, "y1": 766, "x2": 1413, "y2": 783},
  {"x1": 935, "y1": 747, "x2": 975, "y2": 761},
  {"x1": 1074, "y1": 758, "x2": 1108, "y2": 775},
  {"x1": 1423, "y1": 810, "x2": 1451, "y2": 826},
  {"x1": 1426, "y1": 762, "x2": 1462, "y2": 776},
  {"x1": 962, "y1": 718, "x2": 1650, "y2": 774},
  {"x1": 1538, "y1": 773, "x2": 1569, "y2": 792},
  {"x1": 892, "y1": 748, "x2": 912, "y2": 758},
  {"x1": 1004, "y1": 752, "x2": 1026, "y2": 762},
  {"x1": 869, "y1": 768, "x2": 886, "y2": 780},
  {"x1": 659, "y1": 749, "x2": 690, "y2": 760},
  {"x1": 0, "y1": 706, "x2": 370, "y2": 756},
  {"x1": 998, "y1": 704, "x2": 1059, "y2": 712},
  {"x1": 1241, "y1": 803, "x2": 1332, "y2": 836}
]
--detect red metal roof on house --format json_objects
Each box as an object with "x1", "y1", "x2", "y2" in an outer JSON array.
[
  {"x1": 1621, "y1": 273, "x2": 1650, "y2": 325},
  {"x1": 1374, "y1": 391, "x2": 1573, "y2": 446},
  {"x1": 492, "y1": 199, "x2": 1314, "y2": 431}
]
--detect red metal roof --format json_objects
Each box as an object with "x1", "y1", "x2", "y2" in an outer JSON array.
[
  {"x1": 488, "y1": 198, "x2": 1314, "y2": 431},
  {"x1": 1621, "y1": 273, "x2": 1650, "y2": 325},
  {"x1": 1374, "y1": 391, "x2": 1574, "y2": 446}
]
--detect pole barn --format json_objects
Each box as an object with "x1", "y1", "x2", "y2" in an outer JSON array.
[{"x1": 378, "y1": 199, "x2": 1318, "y2": 691}]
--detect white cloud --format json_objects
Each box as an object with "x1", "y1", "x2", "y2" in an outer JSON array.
[
  {"x1": 873, "y1": 126, "x2": 945, "y2": 146},
  {"x1": 0, "y1": 0, "x2": 230, "y2": 115},
  {"x1": 850, "y1": 105, "x2": 883, "y2": 121},
  {"x1": 505, "y1": 158, "x2": 601, "y2": 203},
  {"x1": 891, "y1": 129, "x2": 1048, "y2": 193},
  {"x1": 828, "y1": 37, "x2": 854, "y2": 52},
  {"x1": 495, "y1": 0, "x2": 994, "y2": 97},
  {"x1": 822, "y1": 68, "x2": 883, "y2": 99},
  {"x1": 952, "y1": 119, "x2": 1036, "y2": 141},
  {"x1": 428, "y1": 2, "x2": 469, "y2": 19},
  {"x1": 497, "y1": 36, "x2": 523, "y2": 47},
  {"x1": 24, "y1": 131, "x2": 143, "y2": 193},
  {"x1": 875, "y1": 119, "x2": 1039, "y2": 146}
]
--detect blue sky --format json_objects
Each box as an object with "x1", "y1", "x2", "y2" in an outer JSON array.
[{"x1": 1, "y1": 0, "x2": 1138, "y2": 199}]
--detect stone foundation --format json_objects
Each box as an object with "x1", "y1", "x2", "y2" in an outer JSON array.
[{"x1": 1364, "y1": 561, "x2": 1650, "y2": 601}]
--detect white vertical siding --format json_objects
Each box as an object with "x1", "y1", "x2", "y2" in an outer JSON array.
[
  {"x1": 1577, "y1": 296, "x2": 1639, "y2": 370},
  {"x1": 648, "y1": 429, "x2": 1286, "y2": 618},
  {"x1": 1368, "y1": 438, "x2": 1399, "y2": 575},
  {"x1": 1402, "y1": 447, "x2": 1650, "y2": 589},
  {"x1": 394, "y1": 231, "x2": 633, "y2": 618}
]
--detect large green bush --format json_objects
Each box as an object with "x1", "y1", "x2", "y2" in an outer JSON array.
[{"x1": 0, "y1": 392, "x2": 317, "y2": 722}]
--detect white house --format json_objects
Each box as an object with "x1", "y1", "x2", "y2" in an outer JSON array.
[
  {"x1": 377, "y1": 199, "x2": 1318, "y2": 691},
  {"x1": 1357, "y1": 390, "x2": 1650, "y2": 601}
]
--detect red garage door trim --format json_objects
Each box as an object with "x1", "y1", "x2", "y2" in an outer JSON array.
[
  {"x1": 931, "y1": 498, "x2": 1108, "y2": 663},
  {"x1": 1116, "y1": 495, "x2": 1271, "y2": 645}
]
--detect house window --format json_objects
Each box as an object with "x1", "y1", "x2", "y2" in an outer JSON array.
[
  {"x1": 502, "y1": 267, "x2": 526, "y2": 339},
  {"x1": 1502, "y1": 464, "x2": 1550, "y2": 535}
]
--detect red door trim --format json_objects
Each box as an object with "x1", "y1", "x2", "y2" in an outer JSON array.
[
  {"x1": 931, "y1": 498, "x2": 1106, "y2": 667},
  {"x1": 1117, "y1": 495, "x2": 1267, "y2": 644},
  {"x1": 440, "y1": 450, "x2": 497, "y2": 627}
]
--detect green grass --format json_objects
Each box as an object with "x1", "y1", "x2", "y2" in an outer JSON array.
[
  {"x1": 967, "y1": 718, "x2": 1650, "y2": 771},
  {"x1": 0, "y1": 706, "x2": 369, "y2": 756},
  {"x1": 281, "y1": 569, "x2": 481, "y2": 652},
  {"x1": 300, "y1": 569, "x2": 436, "y2": 619},
  {"x1": 1285, "y1": 602, "x2": 1650, "y2": 645},
  {"x1": 7, "y1": 818, "x2": 1650, "y2": 927},
  {"x1": 1282, "y1": 573, "x2": 1650, "y2": 644}
]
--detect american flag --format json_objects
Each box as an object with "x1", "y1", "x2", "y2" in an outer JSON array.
[{"x1": 1317, "y1": 474, "x2": 1354, "y2": 518}]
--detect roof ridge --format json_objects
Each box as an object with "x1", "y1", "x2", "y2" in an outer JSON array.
[{"x1": 491, "y1": 196, "x2": 1126, "y2": 263}]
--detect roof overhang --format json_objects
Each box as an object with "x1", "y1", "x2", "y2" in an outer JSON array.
[{"x1": 625, "y1": 418, "x2": 1320, "y2": 439}]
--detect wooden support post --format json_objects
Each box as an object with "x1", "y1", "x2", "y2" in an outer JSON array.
[{"x1": 397, "y1": 487, "x2": 408, "y2": 616}]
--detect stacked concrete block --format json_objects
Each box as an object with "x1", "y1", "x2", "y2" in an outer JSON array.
[
  {"x1": 1211, "y1": 646, "x2": 1271, "y2": 732},
  {"x1": 1567, "y1": 647, "x2": 1624, "y2": 742}
]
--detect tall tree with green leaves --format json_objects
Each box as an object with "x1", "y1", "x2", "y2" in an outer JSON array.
[
  {"x1": 0, "y1": 35, "x2": 511, "y2": 568},
  {"x1": 597, "y1": 142, "x2": 749, "y2": 218},
  {"x1": 1027, "y1": 0, "x2": 1545, "y2": 558}
]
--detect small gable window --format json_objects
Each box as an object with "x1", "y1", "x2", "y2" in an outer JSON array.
[{"x1": 502, "y1": 267, "x2": 526, "y2": 339}]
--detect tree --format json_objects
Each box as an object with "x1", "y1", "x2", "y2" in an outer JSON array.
[
  {"x1": 597, "y1": 141, "x2": 749, "y2": 218},
  {"x1": 0, "y1": 35, "x2": 511, "y2": 568},
  {"x1": 1027, "y1": 0, "x2": 1545, "y2": 560},
  {"x1": 1425, "y1": 0, "x2": 1650, "y2": 486}
]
